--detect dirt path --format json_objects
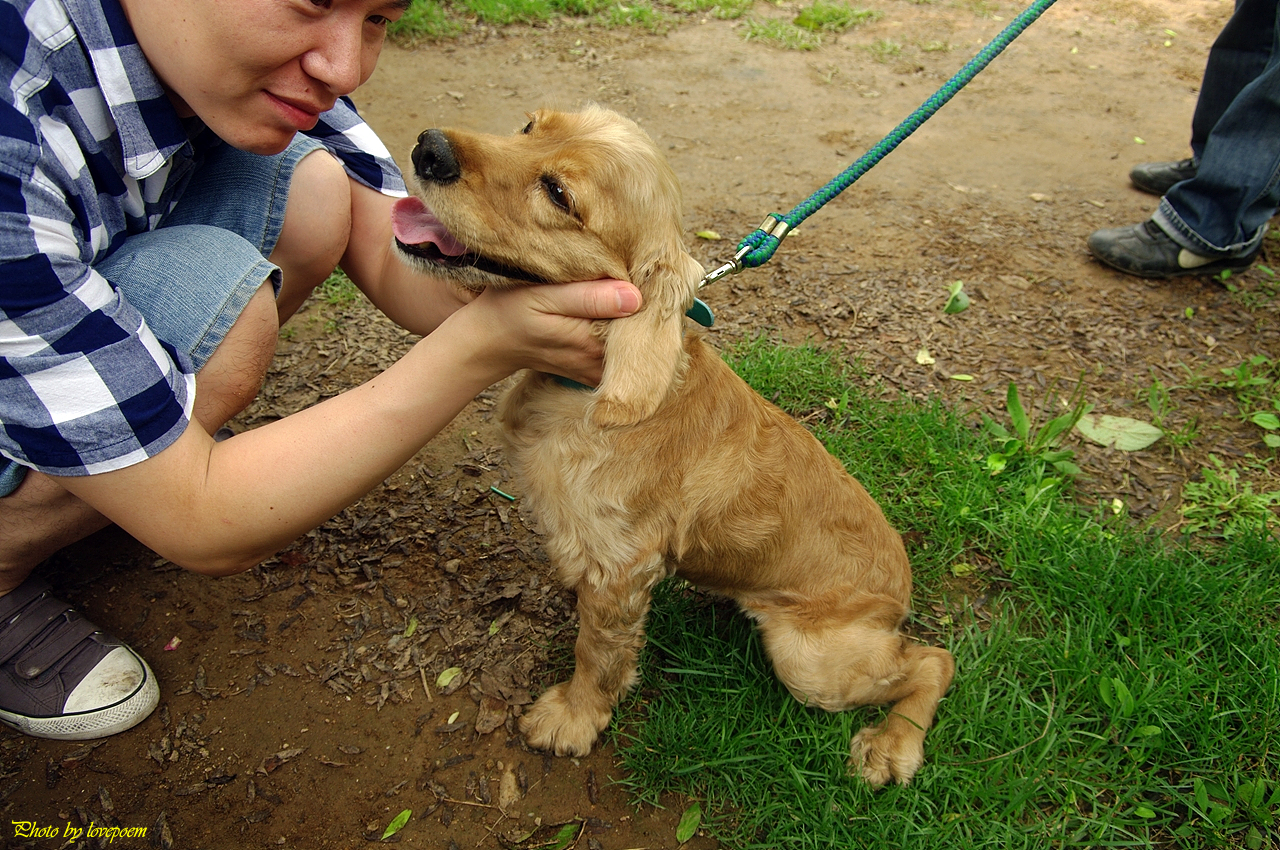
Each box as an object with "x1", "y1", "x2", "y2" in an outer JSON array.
[{"x1": 7, "y1": 1, "x2": 1276, "y2": 848}]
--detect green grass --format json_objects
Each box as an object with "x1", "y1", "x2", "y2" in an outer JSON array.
[
  {"x1": 606, "y1": 337, "x2": 1280, "y2": 849},
  {"x1": 388, "y1": 0, "x2": 745, "y2": 40},
  {"x1": 1202, "y1": 354, "x2": 1280, "y2": 449},
  {"x1": 388, "y1": 0, "x2": 880, "y2": 45},
  {"x1": 389, "y1": 0, "x2": 468, "y2": 40},
  {"x1": 741, "y1": 18, "x2": 825, "y2": 51},
  {"x1": 667, "y1": 0, "x2": 754, "y2": 19},
  {"x1": 318, "y1": 269, "x2": 361, "y2": 306},
  {"x1": 866, "y1": 36, "x2": 903, "y2": 61},
  {"x1": 1180, "y1": 455, "x2": 1280, "y2": 539},
  {"x1": 793, "y1": 1, "x2": 881, "y2": 33}
]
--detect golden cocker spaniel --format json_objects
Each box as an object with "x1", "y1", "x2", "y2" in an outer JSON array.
[{"x1": 392, "y1": 106, "x2": 954, "y2": 786}]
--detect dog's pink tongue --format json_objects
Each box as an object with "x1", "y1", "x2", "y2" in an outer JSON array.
[{"x1": 391, "y1": 197, "x2": 468, "y2": 257}]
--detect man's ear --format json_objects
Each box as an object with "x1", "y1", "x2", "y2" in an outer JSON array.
[{"x1": 590, "y1": 252, "x2": 704, "y2": 428}]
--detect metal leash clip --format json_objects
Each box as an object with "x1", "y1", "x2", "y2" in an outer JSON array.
[
  {"x1": 699, "y1": 248, "x2": 747, "y2": 289},
  {"x1": 698, "y1": 215, "x2": 792, "y2": 289}
]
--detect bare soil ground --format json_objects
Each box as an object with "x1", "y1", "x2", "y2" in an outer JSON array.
[{"x1": 6, "y1": 0, "x2": 1277, "y2": 847}]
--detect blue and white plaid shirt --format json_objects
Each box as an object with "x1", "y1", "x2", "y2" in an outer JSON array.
[{"x1": 0, "y1": 0, "x2": 406, "y2": 479}]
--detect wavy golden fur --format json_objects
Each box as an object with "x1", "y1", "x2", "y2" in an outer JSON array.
[{"x1": 396, "y1": 105, "x2": 954, "y2": 786}]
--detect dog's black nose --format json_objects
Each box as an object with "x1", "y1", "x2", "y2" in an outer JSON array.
[{"x1": 411, "y1": 129, "x2": 461, "y2": 184}]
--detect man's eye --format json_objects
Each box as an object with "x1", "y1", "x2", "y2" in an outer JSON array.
[{"x1": 541, "y1": 176, "x2": 570, "y2": 212}]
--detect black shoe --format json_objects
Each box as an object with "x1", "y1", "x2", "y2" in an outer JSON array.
[
  {"x1": 1087, "y1": 220, "x2": 1260, "y2": 279},
  {"x1": 1129, "y1": 158, "x2": 1197, "y2": 195}
]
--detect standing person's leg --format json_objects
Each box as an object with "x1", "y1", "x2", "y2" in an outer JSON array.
[
  {"x1": 1154, "y1": 0, "x2": 1280, "y2": 258},
  {"x1": 1190, "y1": 0, "x2": 1278, "y2": 155},
  {"x1": 1089, "y1": 0, "x2": 1280, "y2": 278},
  {"x1": 1130, "y1": 0, "x2": 1275, "y2": 194},
  {"x1": 0, "y1": 138, "x2": 351, "y2": 740}
]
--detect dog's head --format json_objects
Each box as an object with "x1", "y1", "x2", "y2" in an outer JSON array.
[{"x1": 392, "y1": 106, "x2": 706, "y2": 426}]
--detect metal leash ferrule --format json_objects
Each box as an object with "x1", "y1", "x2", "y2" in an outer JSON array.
[{"x1": 759, "y1": 214, "x2": 793, "y2": 244}]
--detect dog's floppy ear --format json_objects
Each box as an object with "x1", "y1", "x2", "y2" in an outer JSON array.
[{"x1": 590, "y1": 249, "x2": 704, "y2": 428}]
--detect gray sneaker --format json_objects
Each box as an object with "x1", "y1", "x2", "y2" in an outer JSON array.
[
  {"x1": 0, "y1": 576, "x2": 158, "y2": 740},
  {"x1": 1129, "y1": 158, "x2": 1197, "y2": 196}
]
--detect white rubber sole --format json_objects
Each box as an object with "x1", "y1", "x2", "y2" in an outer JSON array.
[{"x1": 0, "y1": 648, "x2": 159, "y2": 741}]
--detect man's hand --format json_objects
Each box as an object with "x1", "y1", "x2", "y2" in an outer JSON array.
[{"x1": 456, "y1": 279, "x2": 642, "y2": 387}]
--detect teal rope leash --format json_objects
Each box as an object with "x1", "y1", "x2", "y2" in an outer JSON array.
[{"x1": 701, "y1": 0, "x2": 1058, "y2": 287}]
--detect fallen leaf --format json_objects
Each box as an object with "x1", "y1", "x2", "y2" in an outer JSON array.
[
  {"x1": 1075, "y1": 413, "x2": 1163, "y2": 450},
  {"x1": 163, "y1": 636, "x2": 182, "y2": 651},
  {"x1": 548, "y1": 822, "x2": 580, "y2": 850},
  {"x1": 916, "y1": 348, "x2": 936, "y2": 366},
  {"x1": 436, "y1": 666, "x2": 462, "y2": 688},
  {"x1": 498, "y1": 766, "x2": 522, "y2": 812},
  {"x1": 474, "y1": 695, "x2": 507, "y2": 735},
  {"x1": 676, "y1": 802, "x2": 702, "y2": 843},
  {"x1": 695, "y1": 230, "x2": 721, "y2": 241},
  {"x1": 257, "y1": 747, "x2": 305, "y2": 775},
  {"x1": 381, "y1": 809, "x2": 412, "y2": 840}
]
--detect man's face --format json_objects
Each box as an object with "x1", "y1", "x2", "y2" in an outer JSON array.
[{"x1": 120, "y1": 0, "x2": 408, "y2": 154}]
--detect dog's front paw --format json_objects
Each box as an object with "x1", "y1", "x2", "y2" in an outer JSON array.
[
  {"x1": 848, "y1": 723, "x2": 925, "y2": 787},
  {"x1": 519, "y1": 683, "x2": 611, "y2": 756}
]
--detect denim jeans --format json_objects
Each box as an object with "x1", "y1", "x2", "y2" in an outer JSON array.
[
  {"x1": 0, "y1": 136, "x2": 325, "y2": 497},
  {"x1": 1154, "y1": 0, "x2": 1280, "y2": 257}
]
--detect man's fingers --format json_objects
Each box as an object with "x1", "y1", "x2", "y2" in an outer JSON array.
[{"x1": 538, "y1": 279, "x2": 641, "y2": 319}]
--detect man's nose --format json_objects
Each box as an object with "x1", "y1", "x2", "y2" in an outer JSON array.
[{"x1": 300, "y1": 20, "x2": 365, "y2": 94}]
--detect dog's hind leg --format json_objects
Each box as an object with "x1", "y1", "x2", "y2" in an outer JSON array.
[
  {"x1": 844, "y1": 641, "x2": 954, "y2": 787},
  {"x1": 753, "y1": 599, "x2": 955, "y2": 787},
  {"x1": 519, "y1": 553, "x2": 666, "y2": 757}
]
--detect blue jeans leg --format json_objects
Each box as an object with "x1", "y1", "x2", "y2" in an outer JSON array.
[
  {"x1": 1155, "y1": 0, "x2": 1280, "y2": 256},
  {"x1": 0, "y1": 136, "x2": 325, "y2": 497}
]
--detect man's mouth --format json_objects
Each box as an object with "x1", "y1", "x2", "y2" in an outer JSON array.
[
  {"x1": 266, "y1": 92, "x2": 325, "y2": 131},
  {"x1": 390, "y1": 197, "x2": 548, "y2": 283}
]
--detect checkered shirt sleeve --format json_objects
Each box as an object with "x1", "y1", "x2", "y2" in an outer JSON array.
[
  {"x1": 309, "y1": 96, "x2": 408, "y2": 198},
  {"x1": 1, "y1": 0, "x2": 405, "y2": 479},
  {"x1": 1, "y1": 0, "x2": 196, "y2": 478}
]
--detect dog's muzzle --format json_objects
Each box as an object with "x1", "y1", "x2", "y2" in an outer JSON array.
[{"x1": 412, "y1": 130, "x2": 461, "y2": 184}]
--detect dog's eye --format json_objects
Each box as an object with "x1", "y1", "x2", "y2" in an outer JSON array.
[
  {"x1": 522, "y1": 120, "x2": 534, "y2": 135},
  {"x1": 541, "y1": 175, "x2": 571, "y2": 213}
]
